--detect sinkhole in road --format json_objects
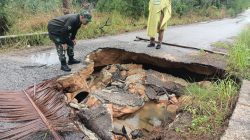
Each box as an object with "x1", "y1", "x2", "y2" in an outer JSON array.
[{"x1": 58, "y1": 48, "x2": 238, "y2": 139}]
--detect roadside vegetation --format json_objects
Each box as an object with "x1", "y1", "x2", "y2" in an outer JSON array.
[
  {"x1": 0, "y1": 0, "x2": 250, "y2": 49},
  {"x1": 179, "y1": 26, "x2": 250, "y2": 138},
  {"x1": 213, "y1": 27, "x2": 250, "y2": 80},
  {"x1": 182, "y1": 78, "x2": 238, "y2": 138},
  {"x1": 228, "y1": 28, "x2": 250, "y2": 80}
]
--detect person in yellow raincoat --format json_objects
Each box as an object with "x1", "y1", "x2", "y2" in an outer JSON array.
[{"x1": 147, "y1": 0, "x2": 171, "y2": 49}]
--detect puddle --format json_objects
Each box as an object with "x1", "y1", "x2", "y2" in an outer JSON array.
[
  {"x1": 114, "y1": 102, "x2": 168, "y2": 132},
  {"x1": 29, "y1": 50, "x2": 58, "y2": 65}
]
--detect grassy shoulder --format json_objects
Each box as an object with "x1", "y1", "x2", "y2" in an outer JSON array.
[
  {"x1": 177, "y1": 27, "x2": 250, "y2": 138},
  {"x1": 180, "y1": 78, "x2": 238, "y2": 138},
  {"x1": 228, "y1": 28, "x2": 250, "y2": 80},
  {"x1": 213, "y1": 27, "x2": 250, "y2": 80}
]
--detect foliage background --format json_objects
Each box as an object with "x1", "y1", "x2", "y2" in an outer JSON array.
[{"x1": 0, "y1": 0, "x2": 249, "y2": 46}]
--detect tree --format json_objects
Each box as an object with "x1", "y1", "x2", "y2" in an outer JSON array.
[{"x1": 0, "y1": 0, "x2": 8, "y2": 35}]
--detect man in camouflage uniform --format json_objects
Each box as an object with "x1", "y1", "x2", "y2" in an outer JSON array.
[{"x1": 48, "y1": 11, "x2": 92, "y2": 72}]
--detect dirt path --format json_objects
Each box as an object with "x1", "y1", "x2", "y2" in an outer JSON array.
[{"x1": 0, "y1": 10, "x2": 250, "y2": 90}]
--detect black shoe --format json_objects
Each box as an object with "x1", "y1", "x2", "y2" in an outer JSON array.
[
  {"x1": 68, "y1": 58, "x2": 81, "y2": 65},
  {"x1": 61, "y1": 64, "x2": 71, "y2": 72},
  {"x1": 156, "y1": 44, "x2": 161, "y2": 49},
  {"x1": 147, "y1": 43, "x2": 155, "y2": 47}
]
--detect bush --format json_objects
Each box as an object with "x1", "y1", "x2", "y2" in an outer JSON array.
[
  {"x1": 6, "y1": 0, "x2": 61, "y2": 13},
  {"x1": 0, "y1": 0, "x2": 9, "y2": 35},
  {"x1": 172, "y1": 0, "x2": 250, "y2": 17},
  {"x1": 227, "y1": 0, "x2": 250, "y2": 16},
  {"x1": 96, "y1": 0, "x2": 148, "y2": 19}
]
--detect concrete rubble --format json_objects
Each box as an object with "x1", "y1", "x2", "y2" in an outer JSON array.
[{"x1": 55, "y1": 61, "x2": 193, "y2": 139}]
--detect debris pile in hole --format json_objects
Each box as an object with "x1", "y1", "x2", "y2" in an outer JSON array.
[{"x1": 55, "y1": 62, "x2": 194, "y2": 139}]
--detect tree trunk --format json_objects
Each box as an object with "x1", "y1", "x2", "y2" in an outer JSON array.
[
  {"x1": 62, "y1": 0, "x2": 70, "y2": 15},
  {"x1": 0, "y1": 15, "x2": 8, "y2": 36}
]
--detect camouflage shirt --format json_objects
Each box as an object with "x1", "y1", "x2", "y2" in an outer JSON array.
[{"x1": 48, "y1": 14, "x2": 81, "y2": 46}]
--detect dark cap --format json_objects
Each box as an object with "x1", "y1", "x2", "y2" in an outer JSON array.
[{"x1": 80, "y1": 10, "x2": 92, "y2": 22}]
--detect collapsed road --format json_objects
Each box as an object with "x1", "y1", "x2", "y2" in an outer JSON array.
[{"x1": 0, "y1": 48, "x2": 232, "y2": 139}]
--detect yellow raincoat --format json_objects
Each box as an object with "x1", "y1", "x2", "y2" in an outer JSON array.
[{"x1": 147, "y1": 0, "x2": 172, "y2": 38}]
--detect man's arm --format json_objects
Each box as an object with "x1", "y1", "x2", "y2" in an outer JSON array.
[
  {"x1": 61, "y1": 18, "x2": 74, "y2": 46},
  {"x1": 70, "y1": 27, "x2": 79, "y2": 41}
]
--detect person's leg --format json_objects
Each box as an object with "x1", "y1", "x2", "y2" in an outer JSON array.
[
  {"x1": 156, "y1": 11, "x2": 164, "y2": 49},
  {"x1": 147, "y1": 5, "x2": 160, "y2": 48},
  {"x1": 156, "y1": 30, "x2": 164, "y2": 49},
  {"x1": 147, "y1": 37, "x2": 155, "y2": 47},
  {"x1": 49, "y1": 34, "x2": 71, "y2": 71},
  {"x1": 56, "y1": 44, "x2": 71, "y2": 72},
  {"x1": 67, "y1": 45, "x2": 80, "y2": 65}
]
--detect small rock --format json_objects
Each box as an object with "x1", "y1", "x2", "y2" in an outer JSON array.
[
  {"x1": 128, "y1": 83, "x2": 146, "y2": 97},
  {"x1": 75, "y1": 121, "x2": 99, "y2": 140},
  {"x1": 169, "y1": 94, "x2": 175, "y2": 98},
  {"x1": 166, "y1": 104, "x2": 179, "y2": 120},
  {"x1": 158, "y1": 94, "x2": 169, "y2": 104},
  {"x1": 169, "y1": 112, "x2": 192, "y2": 131},
  {"x1": 197, "y1": 81, "x2": 212, "y2": 89},
  {"x1": 84, "y1": 95, "x2": 101, "y2": 108},
  {"x1": 64, "y1": 94, "x2": 68, "y2": 102},
  {"x1": 111, "y1": 81, "x2": 124, "y2": 88},
  {"x1": 91, "y1": 90, "x2": 144, "y2": 117},
  {"x1": 149, "y1": 117, "x2": 162, "y2": 127},
  {"x1": 127, "y1": 69, "x2": 146, "y2": 77},
  {"x1": 145, "y1": 86, "x2": 158, "y2": 100},
  {"x1": 71, "y1": 98, "x2": 78, "y2": 104},
  {"x1": 90, "y1": 68, "x2": 112, "y2": 91},
  {"x1": 107, "y1": 64, "x2": 118, "y2": 73},
  {"x1": 125, "y1": 74, "x2": 145, "y2": 85},
  {"x1": 130, "y1": 129, "x2": 144, "y2": 139},
  {"x1": 69, "y1": 102, "x2": 86, "y2": 110},
  {"x1": 167, "y1": 104, "x2": 179, "y2": 114},
  {"x1": 78, "y1": 104, "x2": 114, "y2": 140},
  {"x1": 120, "y1": 70, "x2": 127, "y2": 80},
  {"x1": 169, "y1": 96, "x2": 178, "y2": 104},
  {"x1": 65, "y1": 93, "x2": 72, "y2": 103},
  {"x1": 122, "y1": 64, "x2": 142, "y2": 71}
]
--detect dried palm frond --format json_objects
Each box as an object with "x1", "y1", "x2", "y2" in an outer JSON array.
[{"x1": 0, "y1": 79, "x2": 76, "y2": 140}]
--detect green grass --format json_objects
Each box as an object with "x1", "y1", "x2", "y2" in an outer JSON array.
[
  {"x1": 212, "y1": 41, "x2": 232, "y2": 49},
  {"x1": 210, "y1": 28, "x2": 250, "y2": 80},
  {"x1": 180, "y1": 28, "x2": 250, "y2": 136},
  {"x1": 76, "y1": 12, "x2": 146, "y2": 39},
  {"x1": 184, "y1": 78, "x2": 238, "y2": 135},
  {"x1": 227, "y1": 28, "x2": 250, "y2": 80},
  {"x1": 0, "y1": 34, "x2": 50, "y2": 52}
]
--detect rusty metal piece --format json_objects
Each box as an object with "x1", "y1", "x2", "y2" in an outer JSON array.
[{"x1": 135, "y1": 36, "x2": 228, "y2": 56}]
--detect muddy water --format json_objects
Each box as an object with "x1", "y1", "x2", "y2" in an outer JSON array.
[
  {"x1": 114, "y1": 102, "x2": 170, "y2": 133},
  {"x1": 30, "y1": 50, "x2": 58, "y2": 65}
]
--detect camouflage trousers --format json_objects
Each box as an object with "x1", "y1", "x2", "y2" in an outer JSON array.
[
  {"x1": 49, "y1": 34, "x2": 74, "y2": 62},
  {"x1": 55, "y1": 43, "x2": 74, "y2": 62}
]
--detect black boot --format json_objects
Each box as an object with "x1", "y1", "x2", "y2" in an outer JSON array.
[
  {"x1": 68, "y1": 57, "x2": 81, "y2": 65},
  {"x1": 61, "y1": 60, "x2": 71, "y2": 72},
  {"x1": 156, "y1": 44, "x2": 161, "y2": 49},
  {"x1": 147, "y1": 43, "x2": 155, "y2": 47}
]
